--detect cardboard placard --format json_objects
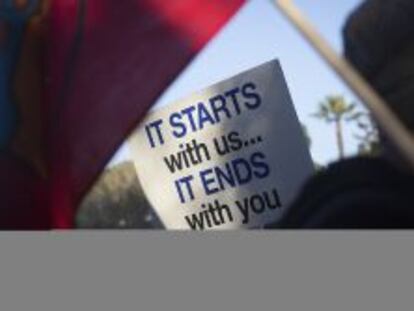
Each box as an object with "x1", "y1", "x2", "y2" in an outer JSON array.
[{"x1": 129, "y1": 60, "x2": 313, "y2": 230}]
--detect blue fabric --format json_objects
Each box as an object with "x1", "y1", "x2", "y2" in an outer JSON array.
[{"x1": 0, "y1": 0, "x2": 38, "y2": 149}]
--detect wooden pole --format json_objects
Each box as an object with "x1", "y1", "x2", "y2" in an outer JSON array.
[{"x1": 275, "y1": 0, "x2": 414, "y2": 170}]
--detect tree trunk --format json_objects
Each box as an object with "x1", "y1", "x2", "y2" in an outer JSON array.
[{"x1": 335, "y1": 118, "x2": 345, "y2": 159}]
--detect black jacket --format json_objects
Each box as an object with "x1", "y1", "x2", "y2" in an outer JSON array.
[{"x1": 268, "y1": 157, "x2": 414, "y2": 228}]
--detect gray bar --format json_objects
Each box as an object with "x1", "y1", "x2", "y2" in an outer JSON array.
[{"x1": 0, "y1": 231, "x2": 413, "y2": 311}]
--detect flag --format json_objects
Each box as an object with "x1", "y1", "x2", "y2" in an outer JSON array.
[{"x1": 0, "y1": 0, "x2": 245, "y2": 229}]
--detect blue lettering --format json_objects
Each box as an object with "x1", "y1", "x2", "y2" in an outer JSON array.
[
  {"x1": 170, "y1": 113, "x2": 186, "y2": 138},
  {"x1": 251, "y1": 152, "x2": 270, "y2": 178},
  {"x1": 200, "y1": 168, "x2": 219, "y2": 195},
  {"x1": 242, "y1": 82, "x2": 261, "y2": 109},
  {"x1": 181, "y1": 105, "x2": 198, "y2": 132},
  {"x1": 232, "y1": 157, "x2": 252, "y2": 185},
  {"x1": 198, "y1": 102, "x2": 216, "y2": 130}
]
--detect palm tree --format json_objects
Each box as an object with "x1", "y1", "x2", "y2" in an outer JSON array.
[
  {"x1": 313, "y1": 95, "x2": 356, "y2": 159},
  {"x1": 348, "y1": 111, "x2": 380, "y2": 156}
]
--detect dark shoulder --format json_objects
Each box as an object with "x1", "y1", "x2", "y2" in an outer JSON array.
[
  {"x1": 343, "y1": 0, "x2": 414, "y2": 79},
  {"x1": 269, "y1": 157, "x2": 414, "y2": 229}
]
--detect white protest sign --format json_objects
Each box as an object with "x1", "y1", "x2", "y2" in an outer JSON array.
[{"x1": 128, "y1": 60, "x2": 314, "y2": 230}]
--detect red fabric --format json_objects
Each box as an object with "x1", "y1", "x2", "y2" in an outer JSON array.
[
  {"x1": 0, "y1": 156, "x2": 49, "y2": 229},
  {"x1": 0, "y1": 0, "x2": 244, "y2": 229}
]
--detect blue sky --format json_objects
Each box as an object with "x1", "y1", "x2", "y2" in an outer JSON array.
[{"x1": 110, "y1": 0, "x2": 364, "y2": 167}]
